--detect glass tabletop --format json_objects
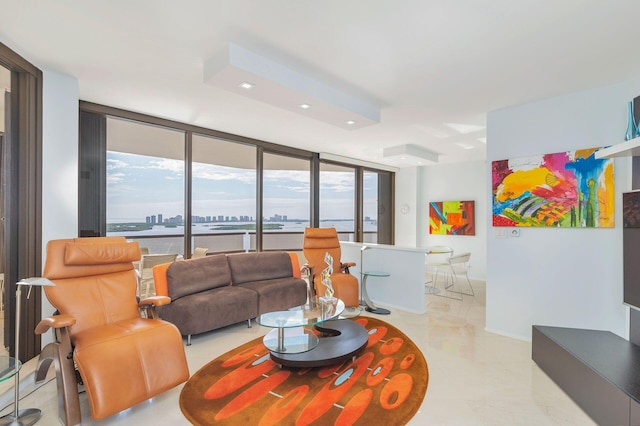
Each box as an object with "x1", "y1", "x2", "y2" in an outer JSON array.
[
  {"x1": 0, "y1": 356, "x2": 20, "y2": 383},
  {"x1": 426, "y1": 246, "x2": 453, "y2": 254},
  {"x1": 257, "y1": 297, "x2": 345, "y2": 329}
]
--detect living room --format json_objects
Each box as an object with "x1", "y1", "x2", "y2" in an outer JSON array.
[{"x1": 2, "y1": 1, "x2": 640, "y2": 425}]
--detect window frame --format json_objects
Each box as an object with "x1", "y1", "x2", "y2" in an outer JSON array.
[{"x1": 79, "y1": 101, "x2": 393, "y2": 254}]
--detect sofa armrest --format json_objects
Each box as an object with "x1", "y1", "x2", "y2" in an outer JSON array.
[
  {"x1": 287, "y1": 252, "x2": 302, "y2": 278},
  {"x1": 152, "y1": 263, "x2": 172, "y2": 297}
]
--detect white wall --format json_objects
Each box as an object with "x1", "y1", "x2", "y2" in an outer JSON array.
[
  {"x1": 40, "y1": 69, "x2": 79, "y2": 345},
  {"x1": 42, "y1": 70, "x2": 79, "y2": 247},
  {"x1": 410, "y1": 161, "x2": 488, "y2": 280},
  {"x1": 486, "y1": 81, "x2": 637, "y2": 341},
  {"x1": 394, "y1": 167, "x2": 419, "y2": 247}
]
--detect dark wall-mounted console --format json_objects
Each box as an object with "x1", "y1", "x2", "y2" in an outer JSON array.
[{"x1": 533, "y1": 325, "x2": 640, "y2": 426}]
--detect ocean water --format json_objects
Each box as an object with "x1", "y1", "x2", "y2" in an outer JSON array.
[{"x1": 107, "y1": 219, "x2": 375, "y2": 236}]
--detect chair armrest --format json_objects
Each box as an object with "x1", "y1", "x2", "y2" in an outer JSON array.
[
  {"x1": 341, "y1": 261, "x2": 356, "y2": 273},
  {"x1": 139, "y1": 295, "x2": 172, "y2": 307},
  {"x1": 139, "y1": 296, "x2": 171, "y2": 319},
  {"x1": 301, "y1": 263, "x2": 311, "y2": 275},
  {"x1": 35, "y1": 314, "x2": 76, "y2": 334}
]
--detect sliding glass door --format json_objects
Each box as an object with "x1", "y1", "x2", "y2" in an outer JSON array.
[
  {"x1": 105, "y1": 117, "x2": 185, "y2": 255},
  {"x1": 191, "y1": 134, "x2": 256, "y2": 254}
]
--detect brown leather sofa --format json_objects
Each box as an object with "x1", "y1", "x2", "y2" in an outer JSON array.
[
  {"x1": 35, "y1": 237, "x2": 189, "y2": 424},
  {"x1": 153, "y1": 251, "x2": 308, "y2": 345}
]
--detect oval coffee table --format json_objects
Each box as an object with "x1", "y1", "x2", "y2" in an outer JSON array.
[{"x1": 257, "y1": 298, "x2": 368, "y2": 368}]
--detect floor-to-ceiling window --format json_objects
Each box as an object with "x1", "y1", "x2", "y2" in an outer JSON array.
[
  {"x1": 0, "y1": 42, "x2": 43, "y2": 361},
  {"x1": 0, "y1": 65, "x2": 9, "y2": 355},
  {"x1": 192, "y1": 134, "x2": 256, "y2": 253},
  {"x1": 79, "y1": 103, "x2": 393, "y2": 256},
  {"x1": 319, "y1": 162, "x2": 356, "y2": 241},
  {"x1": 363, "y1": 170, "x2": 379, "y2": 243},
  {"x1": 105, "y1": 117, "x2": 185, "y2": 255},
  {"x1": 262, "y1": 152, "x2": 311, "y2": 251}
]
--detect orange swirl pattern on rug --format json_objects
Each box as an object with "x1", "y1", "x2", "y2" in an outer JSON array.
[{"x1": 180, "y1": 317, "x2": 429, "y2": 426}]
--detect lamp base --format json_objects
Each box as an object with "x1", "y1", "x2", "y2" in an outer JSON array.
[
  {"x1": 0, "y1": 408, "x2": 42, "y2": 426},
  {"x1": 365, "y1": 306, "x2": 391, "y2": 315}
]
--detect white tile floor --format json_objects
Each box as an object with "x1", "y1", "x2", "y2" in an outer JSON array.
[{"x1": 1, "y1": 279, "x2": 595, "y2": 425}]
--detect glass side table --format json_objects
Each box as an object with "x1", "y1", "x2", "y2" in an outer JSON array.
[
  {"x1": 256, "y1": 298, "x2": 345, "y2": 354},
  {"x1": 0, "y1": 356, "x2": 20, "y2": 383},
  {"x1": 0, "y1": 355, "x2": 40, "y2": 426},
  {"x1": 360, "y1": 270, "x2": 391, "y2": 315}
]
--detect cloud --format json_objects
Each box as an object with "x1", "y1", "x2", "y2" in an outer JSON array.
[
  {"x1": 107, "y1": 159, "x2": 129, "y2": 170},
  {"x1": 319, "y1": 171, "x2": 355, "y2": 193},
  {"x1": 107, "y1": 172, "x2": 126, "y2": 184},
  {"x1": 264, "y1": 169, "x2": 309, "y2": 183},
  {"x1": 192, "y1": 163, "x2": 255, "y2": 184},
  {"x1": 148, "y1": 158, "x2": 184, "y2": 174}
]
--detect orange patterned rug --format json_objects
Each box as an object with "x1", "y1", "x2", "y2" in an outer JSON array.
[{"x1": 180, "y1": 317, "x2": 429, "y2": 425}]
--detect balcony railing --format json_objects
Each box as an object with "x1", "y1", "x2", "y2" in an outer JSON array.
[{"x1": 117, "y1": 231, "x2": 376, "y2": 257}]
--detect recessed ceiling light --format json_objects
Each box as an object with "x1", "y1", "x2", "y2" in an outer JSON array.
[
  {"x1": 239, "y1": 81, "x2": 255, "y2": 90},
  {"x1": 444, "y1": 122, "x2": 485, "y2": 134},
  {"x1": 455, "y1": 142, "x2": 475, "y2": 150},
  {"x1": 300, "y1": 103, "x2": 311, "y2": 109},
  {"x1": 346, "y1": 120, "x2": 356, "y2": 125}
]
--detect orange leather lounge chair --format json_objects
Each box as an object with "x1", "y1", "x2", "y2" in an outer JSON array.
[
  {"x1": 302, "y1": 227, "x2": 359, "y2": 307},
  {"x1": 35, "y1": 237, "x2": 190, "y2": 425}
]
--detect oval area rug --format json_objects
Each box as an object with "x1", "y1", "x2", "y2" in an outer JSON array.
[{"x1": 180, "y1": 317, "x2": 428, "y2": 426}]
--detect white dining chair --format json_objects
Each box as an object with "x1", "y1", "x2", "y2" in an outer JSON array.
[
  {"x1": 434, "y1": 252, "x2": 474, "y2": 299},
  {"x1": 192, "y1": 247, "x2": 208, "y2": 259},
  {"x1": 425, "y1": 246, "x2": 453, "y2": 289}
]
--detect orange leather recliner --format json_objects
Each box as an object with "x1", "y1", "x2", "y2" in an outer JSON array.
[
  {"x1": 303, "y1": 227, "x2": 359, "y2": 307},
  {"x1": 35, "y1": 237, "x2": 190, "y2": 425}
]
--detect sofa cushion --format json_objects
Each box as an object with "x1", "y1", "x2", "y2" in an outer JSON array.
[
  {"x1": 238, "y1": 277, "x2": 307, "y2": 315},
  {"x1": 157, "y1": 286, "x2": 258, "y2": 336},
  {"x1": 227, "y1": 252, "x2": 293, "y2": 285},
  {"x1": 166, "y1": 254, "x2": 230, "y2": 300}
]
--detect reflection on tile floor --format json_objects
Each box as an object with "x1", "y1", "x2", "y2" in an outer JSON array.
[{"x1": 4, "y1": 279, "x2": 595, "y2": 425}]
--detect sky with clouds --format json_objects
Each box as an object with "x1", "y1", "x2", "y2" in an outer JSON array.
[{"x1": 107, "y1": 152, "x2": 378, "y2": 223}]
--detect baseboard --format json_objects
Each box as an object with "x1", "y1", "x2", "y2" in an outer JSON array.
[{"x1": 483, "y1": 326, "x2": 530, "y2": 342}]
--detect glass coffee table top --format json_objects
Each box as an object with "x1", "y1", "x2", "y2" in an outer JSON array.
[
  {"x1": 257, "y1": 298, "x2": 345, "y2": 354},
  {"x1": 0, "y1": 356, "x2": 20, "y2": 383},
  {"x1": 257, "y1": 297, "x2": 345, "y2": 329}
]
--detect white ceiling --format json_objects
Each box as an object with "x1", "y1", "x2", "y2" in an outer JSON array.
[{"x1": 2, "y1": 0, "x2": 640, "y2": 167}]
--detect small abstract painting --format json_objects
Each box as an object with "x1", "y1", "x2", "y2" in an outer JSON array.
[
  {"x1": 429, "y1": 200, "x2": 475, "y2": 235},
  {"x1": 492, "y1": 148, "x2": 614, "y2": 228}
]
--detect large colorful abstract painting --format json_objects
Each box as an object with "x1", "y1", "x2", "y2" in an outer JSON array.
[
  {"x1": 492, "y1": 148, "x2": 614, "y2": 228},
  {"x1": 429, "y1": 200, "x2": 475, "y2": 235}
]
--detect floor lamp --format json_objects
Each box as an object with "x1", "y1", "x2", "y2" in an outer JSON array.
[{"x1": 0, "y1": 277, "x2": 54, "y2": 426}]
